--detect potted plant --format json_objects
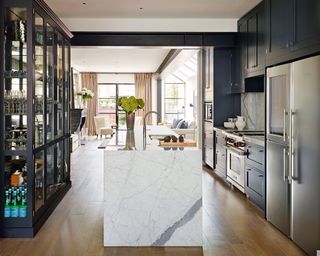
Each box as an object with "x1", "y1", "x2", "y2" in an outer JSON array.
[
  {"x1": 117, "y1": 96, "x2": 144, "y2": 130},
  {"x1": 76, "y1": 87, "x2": 94, "y2": 108}
]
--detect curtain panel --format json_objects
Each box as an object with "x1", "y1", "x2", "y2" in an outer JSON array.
[
  {"x1": 81, "y1": 72, "x2": 98, "y2": 136},
  {"x1": 135, "y1": 73, "x2": 153, "y2": 124}
]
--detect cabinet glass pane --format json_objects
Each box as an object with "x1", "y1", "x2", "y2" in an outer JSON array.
[
  {"x1": 4, "y1": 8, "x2": 28, "y2": 151},
  {"x1": 57, "y1": 141, "x2": 64, "y2": 184},
  {"x1": 46, "y1": 145, "x2": 55, "y2": 199},
  {"x1": 64, "y1": 139, "x2": 70, "y2": 180},
  {"x1": 269, "y1": 75, "x2": 288, "y2": 135},
  {"x1": 34, "y1": 13, "x2": 44, "y2": 147},
  {"x1": 46, "y1": 24, "x2": 54, "y2": 142},
  {"x1": 3, "y1": 155, "x2": 28, "y2": 219},
  {"x1": 34, "y1": 151, "x2": 44, "y2": 211},
  {"x1": 64, "y1": 41, "x2": 70, "y2": 134},
  {"x1": 56, "y1": 33, "x2": 63, "y2": 138}
]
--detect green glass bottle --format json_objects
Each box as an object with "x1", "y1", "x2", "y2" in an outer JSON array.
[
  {"x1": 10, "y1": 190, "x2": 19, "y2": 218},
  {"x1": 19, "y1": 190, "x2": 27, "y2": 218},
  {"x1": 4, "y1": 190, "x2": 11, "y2": 218}
]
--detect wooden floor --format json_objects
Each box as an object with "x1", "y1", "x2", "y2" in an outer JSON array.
[{"x1": 0, "y1": 139, "x2": 306, "y2": 256}]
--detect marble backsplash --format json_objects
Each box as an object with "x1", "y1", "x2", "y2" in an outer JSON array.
[{"x1": 241, "y1": 92, "x2": 265, "y2": 130}]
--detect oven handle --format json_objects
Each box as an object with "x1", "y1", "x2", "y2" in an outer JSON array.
[{"x1": 224, "y1": 146, "x2": 247, "y2": 156}]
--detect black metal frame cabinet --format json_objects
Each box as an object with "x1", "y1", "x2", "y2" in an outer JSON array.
[
  {"x1": 266, "y1": 0, "x2": 320, "y2": 66},
  {"x1": 0, "y1": 0, "x2": 73, "y2": 237}
]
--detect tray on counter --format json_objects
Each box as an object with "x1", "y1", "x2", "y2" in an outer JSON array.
[{"x1": 159, "y1": 140, "x2": 197, "y2": 147}]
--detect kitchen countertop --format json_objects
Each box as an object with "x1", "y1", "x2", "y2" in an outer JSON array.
[
  {"x1": 243, "y1": 135, "x2": 265, "y2": 147},
  {"x1": 106, "y1": 125, "x2": 199, "y2": 151}
]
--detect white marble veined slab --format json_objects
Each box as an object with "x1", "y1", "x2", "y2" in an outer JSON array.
[{"x1": 104, "y1": 149, "x2": 202, "y2": 247}]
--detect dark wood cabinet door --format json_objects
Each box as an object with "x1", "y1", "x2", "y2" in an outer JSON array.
[
  {"x1": 266, "y1": 0, "x2": 292, "y2": 65},
  {"x1": 245, "y1": 164, "x2": 265, "y2": 210},
  {"x1": 238, "y1": 19, "x2": 247, "y2": 87},
  {"x1": 291, "y1": 0, "x2": 320, "y2": 52},
  {"x1": 247, "y1": 13, "x2": 258, "y2": 70}
]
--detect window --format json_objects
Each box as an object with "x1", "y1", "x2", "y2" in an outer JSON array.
[
  {"x1": 97, "y1": 83, "x2": 135, "y2": 128},
  {"x1": 163, "y1": 74, "x2": 185, "y2": 123}
]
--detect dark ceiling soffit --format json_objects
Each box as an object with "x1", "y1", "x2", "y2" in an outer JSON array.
[
  {"x1": 156, "y1": 49, "x2": 182, "y2": 74},
  {"x1": 34, "y1": 0, "x2": 73, "y2": 39},
  {"x1": 71, "y1": 32, "x2": 237, "y2": 47}
]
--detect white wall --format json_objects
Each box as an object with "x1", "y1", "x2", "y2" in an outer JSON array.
[
  {"x1": 62, "y1": 18, "x2": 237, "y2": 32},
  {"x1": 98, "y1": 74, "x2": 135, "y2": 84}
]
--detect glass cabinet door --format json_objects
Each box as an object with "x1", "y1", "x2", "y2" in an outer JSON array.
[
  {"x1": 34, "y1": 151, "x2": 44, "y2": 211},
  {"x1": 46, "y1": 23, "x2": 54, "y2": 142},
  {"x1": 4, "y1": 8, "x2": 28, "y2": 151},
  {"x1": 56, "y1": 33, "x2": 63, "y2": 138},
  {"x1": 46, "y1": 145, "x2": 55, "y2": 199},
  {"x1": 64, "y1": 40, "x2": 70, "y2": 135},
  {"x1": 34, "y1": 13, "x2": 45, "y2": 148}
]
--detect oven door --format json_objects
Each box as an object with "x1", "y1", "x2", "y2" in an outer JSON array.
[{"x1": 226, "y1": 147, "x2": 245, "y2": 190}]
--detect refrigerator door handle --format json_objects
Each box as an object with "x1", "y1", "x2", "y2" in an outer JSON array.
[
  {"x1": 291, "y1": 110, "x2": 298, "y2": 181},
  {"x1": 283, "y1": 148, "x2": 288, "y2": 182},
  {"x1": 283, "y1": 109, "x2": 287, "y2": 141}
]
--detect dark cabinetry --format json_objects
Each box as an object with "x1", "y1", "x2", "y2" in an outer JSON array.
[
  {"x1": 238, "y1": 2, "x2": 265, "y2": 81},
  {"x1": 213, "y1": 48, "x2": 240, "y2": 125},
  {"x1": 245, "y1": 142, "x2": 265, "y2": 211},
  {"x1": 0, "y1": 0, "x2": 73, "y2": 237},
  {"x1": 266, "y1": 0, "x2": 320, "y2": 66},
  {"x1": 214, "y1": 129, "x2": 226, "y2": 178}
]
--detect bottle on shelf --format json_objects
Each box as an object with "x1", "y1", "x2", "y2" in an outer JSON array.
[
  {"x1": 4, "y1": 191, "x2": 11, "y2": 218},
  {"x1": 4, "y1": 184, "x2": 27, "y2": 218},
  {"x1": 10, "y1": 190, "x2": 19, "y2": 218}
]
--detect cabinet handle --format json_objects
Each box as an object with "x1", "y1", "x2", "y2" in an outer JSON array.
[
  {"x1": 258, "y1": 175, "x2": 263, "y2": 178},
  {"x1": 259, "y1": 150, "x2": 264, "y2": 153}
]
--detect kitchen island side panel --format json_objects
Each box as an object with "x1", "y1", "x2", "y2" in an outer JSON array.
[{"x1": 104, "y1": 150, "x2": 202, "y2": 247}]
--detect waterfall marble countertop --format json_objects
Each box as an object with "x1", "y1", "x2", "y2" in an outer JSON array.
[{"x1": 104, "y1": 126, "x2": 202, "y2": 247}]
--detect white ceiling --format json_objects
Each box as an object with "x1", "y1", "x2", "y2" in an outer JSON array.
[
  {"x1": 45, "y1": 0, "x2": 261, "y2": 19},
  {"x1": 71, "y1": 47, "x2": 170, "y2": 72}
]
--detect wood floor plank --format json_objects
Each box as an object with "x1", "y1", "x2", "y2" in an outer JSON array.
[{"x1": 0, "y1": 139, "x2": 307, "y2": 256}]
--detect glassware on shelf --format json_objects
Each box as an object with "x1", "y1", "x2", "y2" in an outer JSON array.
[{"x1": 4, "y1": 90, "x2": 27, "y2": 115}]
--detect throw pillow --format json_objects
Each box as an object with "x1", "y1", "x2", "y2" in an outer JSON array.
[
  {"x1": 176, "y1": 119, "x2": 188, "y2": 129},
  {"x1": 171, "y1": 118, "x2": 182, "y2": 128}
]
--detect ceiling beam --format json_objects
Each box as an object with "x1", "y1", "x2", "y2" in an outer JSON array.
[{"x1": 155, "y1": 49, "x2": 182, "y2": 74}]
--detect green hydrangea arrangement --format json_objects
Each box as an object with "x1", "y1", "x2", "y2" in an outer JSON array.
[{"x1": 117, "y1": 96, "x2": 145, "y2": 115}]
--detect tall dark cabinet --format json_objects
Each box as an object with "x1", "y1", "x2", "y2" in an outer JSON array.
[{"x1": 0, "y1": 0, "x2": 73, "y2": 237}]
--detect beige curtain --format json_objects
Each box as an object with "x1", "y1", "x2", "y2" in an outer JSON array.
[
  {"x1": 81, "y1": 73, "x2": 98, "y2": 136},
  {"x1": 135, "y1": 73, "x2": 153, "y2": 124}
]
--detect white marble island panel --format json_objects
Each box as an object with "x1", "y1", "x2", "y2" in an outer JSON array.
[{"x1": 104, "y1": 126, "x2": 202, "y2": 247}]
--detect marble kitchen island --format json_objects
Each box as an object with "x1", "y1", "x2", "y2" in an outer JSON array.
[{"x1": 104, "y1": 126, "x2": 202, "y2": 247}]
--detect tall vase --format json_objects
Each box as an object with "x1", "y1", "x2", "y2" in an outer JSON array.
[{"x1": 126, "y1": 113, "x2": 135, "y2": 130}]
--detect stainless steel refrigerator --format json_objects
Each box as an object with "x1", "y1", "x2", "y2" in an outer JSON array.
[{"x1": 266, "y1": 55, "x2": 320, "y2": 256}]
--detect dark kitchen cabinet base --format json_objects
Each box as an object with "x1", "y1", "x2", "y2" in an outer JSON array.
[
  {"x1": 0, "y1": 182, "x2": 71, "y2": 238},
  {"x1": 245, "y1": 164, "x2": 265, "y2": 212}
]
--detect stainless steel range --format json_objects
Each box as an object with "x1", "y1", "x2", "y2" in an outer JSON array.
[{"x1": 224, "y1": 130, "x2": 264, "y2": 193}]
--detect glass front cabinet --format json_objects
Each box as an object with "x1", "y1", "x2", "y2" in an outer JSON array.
[{"x1": 0, "y1": 0, "x2": 73, "y2": 237}]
